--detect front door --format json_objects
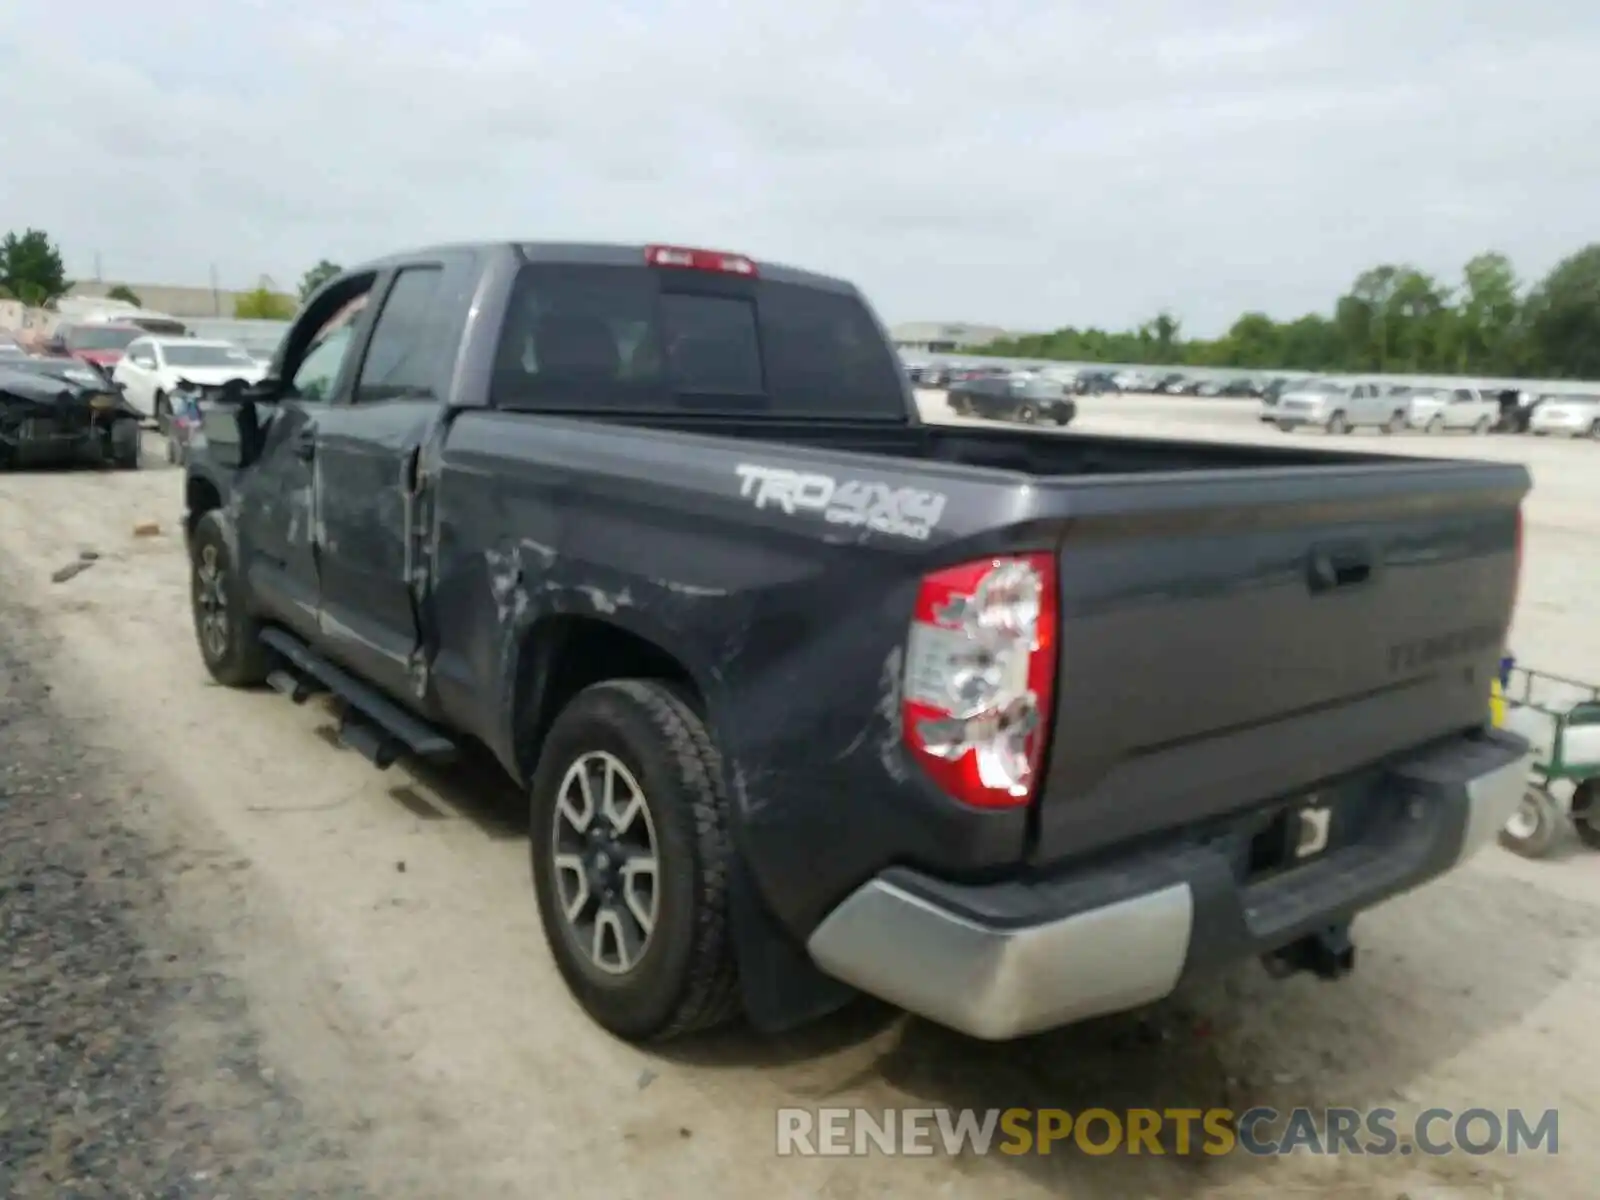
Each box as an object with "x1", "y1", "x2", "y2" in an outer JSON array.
[
  {"x1": 311, "y1": 258, "x2": 467, "y2": 706},
  {"x1": 235, "y1": 325, "x2": 358, "y2": 641}
]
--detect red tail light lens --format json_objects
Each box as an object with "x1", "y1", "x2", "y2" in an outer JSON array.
[
  {"x1": 644, "y1": 244, "x2": 758, "y2": 277},
  {"x1": 902, "y1": 554, "x2": 1058, "y2": 808}
]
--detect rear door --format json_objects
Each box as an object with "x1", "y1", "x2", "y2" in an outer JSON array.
[{"x1": 1031, "y1": 463, "x2": 1524, "y2": 863}]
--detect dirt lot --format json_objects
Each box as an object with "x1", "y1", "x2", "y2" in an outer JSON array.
[{"x1": 0, "y1": 402, "x2": 1596, "y2": 1198}]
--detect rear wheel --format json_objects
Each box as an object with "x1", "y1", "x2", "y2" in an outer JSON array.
[
  {"x1": 1276, "y1": 419, "x2": 1295, "y2": 433},
  {"x1": 1325, "y1": 410, "x2": 1349, "y2": 435},
  {"x1": 1589, "y1": 420, "x2": 1600, "y2": 442},
  {"x1": 1426, "y1": 414, "x2": 1444, "y2": 435},
  {"x1": 1499, "y1": 785, "x2": 1563, "y2": 858},
  {"x1": 153, "y1": 391, "x2": 171, "y2": 434},
  {"x1": 1473, "y1": 415, "x2": 1492, "y2": 434},
  {"x1": 530, "y1": 680, "x2": 739, "y2": 1042},
  {"x1": 189, "y1": 510, "x2": 271, "y2": 687},
  {"x1": 1385, "y1": 410, "x2": 1407, "y2": 434},
  {"x1": 1016, "y1": 403, "x2": 1038, "y2": 424},
  {"x1": 1572, "y1": 782, "x2": 1600, "y2": 850}
]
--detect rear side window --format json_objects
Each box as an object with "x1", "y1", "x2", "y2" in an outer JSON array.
[{"x1": 489, "y1": 264, "x2": 906, "y2": 419}]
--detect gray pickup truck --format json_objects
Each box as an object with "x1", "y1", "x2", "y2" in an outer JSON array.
[{"x1": 182, "y1": 241, "x2": 1529, "y2": 1044}]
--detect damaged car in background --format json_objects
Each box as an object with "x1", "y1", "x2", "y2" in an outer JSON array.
[{"x1": 0, "y1": 356, "x2": 144, "y2": 469}]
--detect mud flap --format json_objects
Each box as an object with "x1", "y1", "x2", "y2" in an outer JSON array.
[{"x1": 728, "y1": 853, "x2": 858, "y2": 1032}]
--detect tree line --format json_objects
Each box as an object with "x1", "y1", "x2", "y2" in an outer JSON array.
[
  {"x1": 979, "y1": 244, "x2": 1600, "y2": 381},
  {"x1": 0, "y1": 228, "x2": 343, "y2": 322}
]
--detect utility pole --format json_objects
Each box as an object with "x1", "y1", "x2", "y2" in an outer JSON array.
[
  {"x1": 209, "y1": 263, "x2": 221, "y2": 315},
  {"x1": 93, "y1": 251, "x2": 102, "y2": 282}
]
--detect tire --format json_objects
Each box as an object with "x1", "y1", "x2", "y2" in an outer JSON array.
[
  {"x1": 1473, "y1": 415, "x2": 1492, "y2": 435},
  {"x1": 1498, "y1": 785, "x2": 1563, "y2": 859},
  {"x1": 188, "y1": 510, "x2": 271, "y2": 687},
  {"x1": 1276, "y1": 419, "x2": 1295, "y2": 433},
  {"x1": 1017, "y1": 404, "x2": 1037, "y2": 424},
  {"x1": 1572, "y1": 782, "x2": 1600, "y2": 850},
  {"x1": 166, "y1": 435, "x2": 178, "y2": 465},
  {"x1": 1325, "y1": 410, "x2": 1349, "y2": 435},
  {"x1": 110, "y1": 420, "x2": 142, "y2": 470},
  {"x1": 1589, "y1": 421, "x2": 1600, "y2": 442},
  {"x1": 1385, "y1": 411, "x2": 1407, "y2": 434},
  {"x1": 530, "y1": 679, "x2": 739, "y2": 1042},
  {"x1": 153, "y1": 391, "x2": 171, "y2": 435},
  {"x1": 1426, "y1": 415, "x2": 1444, "y2": 435}
]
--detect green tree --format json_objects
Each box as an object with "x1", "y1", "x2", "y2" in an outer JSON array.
[
  {"x1": 0, "y1": 228, "x2": 72, "y2": 307},
  {"x1": 299, "y1": 259, "x2": 342, "y2": 301},
  {"x1": 967, "y1": 244, "x2": 1600, "y2": 380},
  {"x1": 106, "y1": 283, "x2": 143, "y2": 306},
  {"x1": 1523, "y1": 244, "x2": 1600, "y2": 380},
  {"x1": 234, "y1": 287, "x2": 297, "y2": 320},
  {"x1": 1455, "y1": 252, "x2": 1522, "y2": 373}
]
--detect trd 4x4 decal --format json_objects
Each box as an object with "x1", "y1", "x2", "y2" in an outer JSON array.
[{"x1": 734, "y1": 464, "x2": 947, "y2": 541}]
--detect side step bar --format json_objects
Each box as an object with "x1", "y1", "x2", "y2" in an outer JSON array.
[{"x1": 259, "y1": 628, "x2": 457, "y2": 767}]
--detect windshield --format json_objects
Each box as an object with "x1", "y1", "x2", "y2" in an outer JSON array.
[
  {"x1": 490, "y1": 264, "x2": 907, "y2": 419},
  {"x1": 1300, "y1": 378, "x2": 1348, "y2": 394},
  {"x1": 63, "y1": 325, "x2": 140, "y2": 352},
  {"x1": 163, "y1": 344, "x2": 256, "y2": 368},
  {"x1": 1410, "y1": 389, "x2": 1447, "y2": 401}
]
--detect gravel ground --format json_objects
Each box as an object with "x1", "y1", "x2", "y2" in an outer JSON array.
[{"x1": 0, "y1": 599, "x2": 367, "y2": 1200}]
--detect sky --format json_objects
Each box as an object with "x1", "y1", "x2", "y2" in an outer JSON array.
[{"x1": 2, "y1": 0, "x2": 1597, "y2": 336}]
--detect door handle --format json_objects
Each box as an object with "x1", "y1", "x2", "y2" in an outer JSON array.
[
  {"x1": 290, "y1": 427, "x2": 316, "y2": 461},
  {"x1": 1307, "y1": 542, "x2": 1374, "y2": 593}
]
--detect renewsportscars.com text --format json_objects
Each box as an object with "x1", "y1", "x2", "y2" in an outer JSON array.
[{"x1": 776, "y1": 1106, "x2": 1560, "y2": 1157}]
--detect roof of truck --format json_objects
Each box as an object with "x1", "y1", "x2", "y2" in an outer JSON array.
[{"x1": 350, "y1": 241, "x2": 858, "y2": 295}]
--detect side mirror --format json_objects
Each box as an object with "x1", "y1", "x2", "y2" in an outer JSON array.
[{"x1": 197, "y1": 380, "x2": 269, "y2": 469}]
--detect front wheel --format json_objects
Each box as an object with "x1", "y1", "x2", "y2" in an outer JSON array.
[
  {"x1": 1016, "y1": 403, "x2": 1038, "y2": 424},
  {"x1": 1385, "y1": 411, "x2": 1407, "y2": 434},
  {"x1": 1325, "y1": 411, "x2": 1349, "y2": 435},
  {"x1": 1473, "y1": 415, "x2": 1492, "y2": 434},
  {"x1": 1499, "y1": 785, "x2": 1564, "y2": 859},
  {"x1": 1426, "y1": 415, "x2": 1444, "y2": 435},
  {"x1": 153, "y1": 391, "x2": 171, "y2": 435},
  {"x1": 110, "y1": 419, "x2": 142, "y2": 469},
  {"x1": 189, "y1": 510, "x2": 271, "y2": 687},
  {"x1": 530, "y1": 680, "x2": 740, "y2": 1042}
]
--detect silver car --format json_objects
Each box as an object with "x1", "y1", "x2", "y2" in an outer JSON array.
[
  {"x1": 1528, "y1": 394, "x2": 1600, "y2": 438},
  {"x1": 1266, "y1": 379, "x2": 1407, "y2": 434},
  {"x1": 1405, "y1": 386, "x2": 1498, "y2": 435}
]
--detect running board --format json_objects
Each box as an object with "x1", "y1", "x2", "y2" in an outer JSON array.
[{"x1": 259, "y1": 628, "x2": 457, "y2": 765}]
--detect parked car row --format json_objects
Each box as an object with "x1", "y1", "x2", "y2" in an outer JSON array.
[
  {"x1": 1262, "y1": 379, "x2": 1600, "y2": 439},
  {"x1": 0, "y1": 324, "x2": 269, "y2": 470}
]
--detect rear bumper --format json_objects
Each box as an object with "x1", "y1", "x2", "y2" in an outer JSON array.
[{"x1": 806, "y1": 729, "x2": 1528, "y2": 1041}]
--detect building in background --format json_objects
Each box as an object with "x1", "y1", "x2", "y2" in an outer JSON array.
[
  {"x1": 66, "y1": 280, "x2": 256, "y2": 319},
  {"x1": 889, "y1": 322, "x2": 1014, "y2": 354}
]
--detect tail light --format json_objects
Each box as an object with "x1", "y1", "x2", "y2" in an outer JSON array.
[
  {"x1": 644, "y1": 244, "x2": 758, "y2": 277},
  {"x1": 1511, "y1": 506, "x2": 1523, "y2": 615},
  {"x1": 902, "y1": 554, "x2": 1058, "y2": 808}
]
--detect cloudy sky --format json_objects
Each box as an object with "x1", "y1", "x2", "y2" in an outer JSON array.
[{"x1": 2, "y1": 0, "x2": 1596, "y2": 335}]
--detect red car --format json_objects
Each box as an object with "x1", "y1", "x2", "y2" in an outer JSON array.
[{"x1": 48, "y1": 322, "x2": 144, "y2": 370}]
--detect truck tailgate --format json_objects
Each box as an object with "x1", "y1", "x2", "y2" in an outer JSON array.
[{"x1": 1033, "y1": 461, "x2": 1526, "y2": 864}]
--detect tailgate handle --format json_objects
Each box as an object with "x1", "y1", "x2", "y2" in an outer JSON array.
[{"x1": 1308, "y1": 543, "x2": 1373, "y2": 592}]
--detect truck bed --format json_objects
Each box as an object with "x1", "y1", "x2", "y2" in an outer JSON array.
[
  {"x1": 547, "y1": 408, "x2": 1385, "y2": 475},
  {"x1": 445, "y1": 406, "x2": 1523, "y2": 882}
]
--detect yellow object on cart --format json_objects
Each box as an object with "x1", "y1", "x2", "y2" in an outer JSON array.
[{"x1": 1490, "y1": 677, "x2": 1507, "y2": 728}]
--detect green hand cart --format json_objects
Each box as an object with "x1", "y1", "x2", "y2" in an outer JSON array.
[{"x1": 1497, "y1": 659, "x2": 1600, "y2": 858}]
